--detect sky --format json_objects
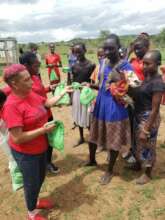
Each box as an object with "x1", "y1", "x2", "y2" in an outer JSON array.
[{"x1": 0, "y1": 0, "x2": 165, "y2": 43}]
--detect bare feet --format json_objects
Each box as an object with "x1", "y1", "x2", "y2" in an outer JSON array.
[
  {"x1": 136, "y1": 174, "x2": 151, "y2": 185},
  {"x1": 100, "y1": 172, "x2": 113, "y2": 185},
  {"x1": 96, "y1": 146, "x2": 104, "y2": 154}
]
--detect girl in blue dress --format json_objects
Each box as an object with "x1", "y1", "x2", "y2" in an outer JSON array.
[{"x1": 86, "y1": 34, "x2": 133, "y2": 185}]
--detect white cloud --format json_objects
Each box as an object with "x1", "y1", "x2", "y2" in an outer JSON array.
[
  {"x1": 0, "y1": 0, "x2": 164, "y2": 42},
  {"x1": 0, "y1": 0, "x2": 56, "y2": 21}
]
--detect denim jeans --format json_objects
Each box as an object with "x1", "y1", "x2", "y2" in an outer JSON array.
[{"x1": 11, "y1": 148, "x2": 47, "y2": 211}]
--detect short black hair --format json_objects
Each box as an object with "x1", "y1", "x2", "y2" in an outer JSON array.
[
  {"x1": 0, "y1": 90, "x2": 7, "y2": 105},
  {"x1": 29, "y1": 43, "x2": 38, "y2": 50},
  {"x1": 134, "y1": 37, "x2": 150, "y2": 49},
  {"x1": 75, "y1": 42, "x2": 86, "y2": 52},
  {"x1": 107, "y1": 34, "x2": 121, "y2": 48},
  {"x1": 148, "y1": 50, "x2": 162, "y2": 66},
  {"x1": 20, "y1": 51, "x2": 37, "y2": 66}
]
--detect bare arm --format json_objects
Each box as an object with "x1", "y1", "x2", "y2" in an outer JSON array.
[
  {"x1": 9, "y1": 123, "x2": 55, "y2": 145},
  {"x1": 144, "y1": 92, "x2": 162, "y2": 132},
  {"x1": 45, "y1": 86, "x2": 73, "y2": 108}
]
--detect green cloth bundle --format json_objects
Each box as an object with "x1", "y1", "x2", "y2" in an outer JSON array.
[
  {"x1": 48, "y1": 121, "x2": 64, "y2": 152},
  {"x1": 80, "y1": 86, "x2": 96, "y2": 105},
  {"x1": 54, "y1": 82, "x2": 70, "y2": 105},
  {"x1": 62, "y1": 66, "x2": 71, "y2": 73},
  {"x1": 71, "y1": 82, "x2": 82, "y2": 90}
]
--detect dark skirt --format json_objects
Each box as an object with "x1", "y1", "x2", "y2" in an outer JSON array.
[{"x1": 89, "y1": 115, "x2": 131, "y2": 151}]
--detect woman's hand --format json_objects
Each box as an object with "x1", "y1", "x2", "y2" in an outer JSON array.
[
  {"x1": 43, "y1": 122, "x2": 55, "y2": 133},
  {"x1": 49, "y1": 83, "x2": 59, "y2": 91},
  {"x1": 64, "y1": 86, "x2": 74, "y2": 93}
]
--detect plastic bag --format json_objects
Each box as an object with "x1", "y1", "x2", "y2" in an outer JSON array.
[
  {"x1": 9, "y1": 160, "x2": 23, "y2": 192},
  {"x1": 54, "y1": 82, "x2": 70, "y2": 105},
  {"x1": 71, "y1": 82, "x2": 82, "y2": 90},
  {"x1": 0, "y1": 119, "x2": 13, "y2": 160},
  {"x1": 50, "y1": 69, "x2": 59, "y2": 81},
  {"x1": 0, "y1": 119, "x2": 23, "y2": 191},
  {"x1": 80, "y1": 86, "x2": 96, "y2": 105},
  {"x1": 62, "y1": 66, "x2": 71, "y2": 73},
  {"x1": 48, "y1": 121, "x2": 64, "y2": 152}
]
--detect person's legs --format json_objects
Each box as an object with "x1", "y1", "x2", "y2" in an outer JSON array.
[
  {"x1": 136, "y1": 167, "x2": 152, "y2": 184},
  {"x1": 100, "y1": 150, "x2": 119, "y2": 185},
  {"x1": 85, "y1": 142, "x2": 97, "y2": 166},
  {"x1": 11, "y1": 149, "x2": 46, "y2": 212},
  {"x1": 73, "y1": 126, "x2": 85, "y2": 147},
  {"x1": 79, "y1": 126, "x2": 84, "y2": 143},
  {"x1": 47, "y1": 145, "x2": 53, "y2": 164},
  {"x1": 123, "y1": 106, "x2": 136, "y2": 163}
]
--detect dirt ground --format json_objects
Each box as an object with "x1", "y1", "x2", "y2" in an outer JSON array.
[{"x1": 0, "y1": 72, "x2": 165, "y2": 220}]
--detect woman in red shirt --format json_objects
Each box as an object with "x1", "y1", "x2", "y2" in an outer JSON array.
[
  {"x1": 2, "y1": 64, "x2": 71, "y2": 220},
  {"x1": 20, "y1": 51, "x2": 59, "y2": 174}
]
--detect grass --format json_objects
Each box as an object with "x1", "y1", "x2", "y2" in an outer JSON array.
[
  {"x1": 104, "y1": 208, "x2": 124, "y2": 220},
  {"x1": 128, "y1": 203, "x2": 142, "y2": 220},
  {"x1": 153, "y1": 207, "x2": 165, "y2": 218},
  {"x1": 159, "y1": 143, "x2": 165, "y2": 149},
  {"x1": 140, "y1": 186, "x2": 155, "y2": 200}
]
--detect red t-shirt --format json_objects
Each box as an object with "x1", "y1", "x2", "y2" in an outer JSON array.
[
  {"x1": 2, "y1": 75, "x2": 52, "y2": 118},
  {"x1": 31, "y1": 75, "x2": 52, "y2": 118},
  {"x1": 45, "y1": 53, "x2": 61, "y2": 80},
  {"x1": 130, "y1": 57, "x2": 144, "y2": 81},
  {"x1": 2, "y1": 91, "x2": 48, "y2": 155}
]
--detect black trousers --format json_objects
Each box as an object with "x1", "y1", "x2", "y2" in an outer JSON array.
[{"x1": 11, "y1": 148, "x2": 47, "y2": 211}]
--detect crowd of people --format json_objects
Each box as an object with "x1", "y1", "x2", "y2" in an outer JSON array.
[{"x1": 0, "y1": 33, "x2": 165, "y2": 220}]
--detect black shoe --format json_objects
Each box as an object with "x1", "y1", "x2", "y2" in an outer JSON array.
[{"x1": 47, "y1": 163, "x2": 60, "y2": 174}]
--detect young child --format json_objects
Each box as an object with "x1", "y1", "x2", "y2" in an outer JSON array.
[{"x1": 106, "y1": 62, "x2": 141, "y2": 108}]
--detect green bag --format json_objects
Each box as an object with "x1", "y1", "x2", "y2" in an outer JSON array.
[
  {"x1": 50, "y1": 69, "x2": 58, "y2": 81},
  {"x1": 71, "y1": 82, "x2": 82, "y2": 90},
  {"x1": 9, "y1": 160, "x2": 23, "y2": 192},
  {"x1": 80, "y1": 86, "x2": 96, "y2": 105},
  {"x1": 48, "y1": 121, "x2": 64, "y2": 152},
  {"x1": 54, "y1": 82, "x2": 70, "y2": 105},
  {"x1": 62, "y1": 66, "x2": 71, "y2": 73}
]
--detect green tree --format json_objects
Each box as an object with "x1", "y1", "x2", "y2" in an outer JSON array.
[
  {"x1": 155, "y1": 29, "x2": 165, "y2": 47},
  {"x1": 99, "y1": 30, "x2": 111, "y2": 40}
]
